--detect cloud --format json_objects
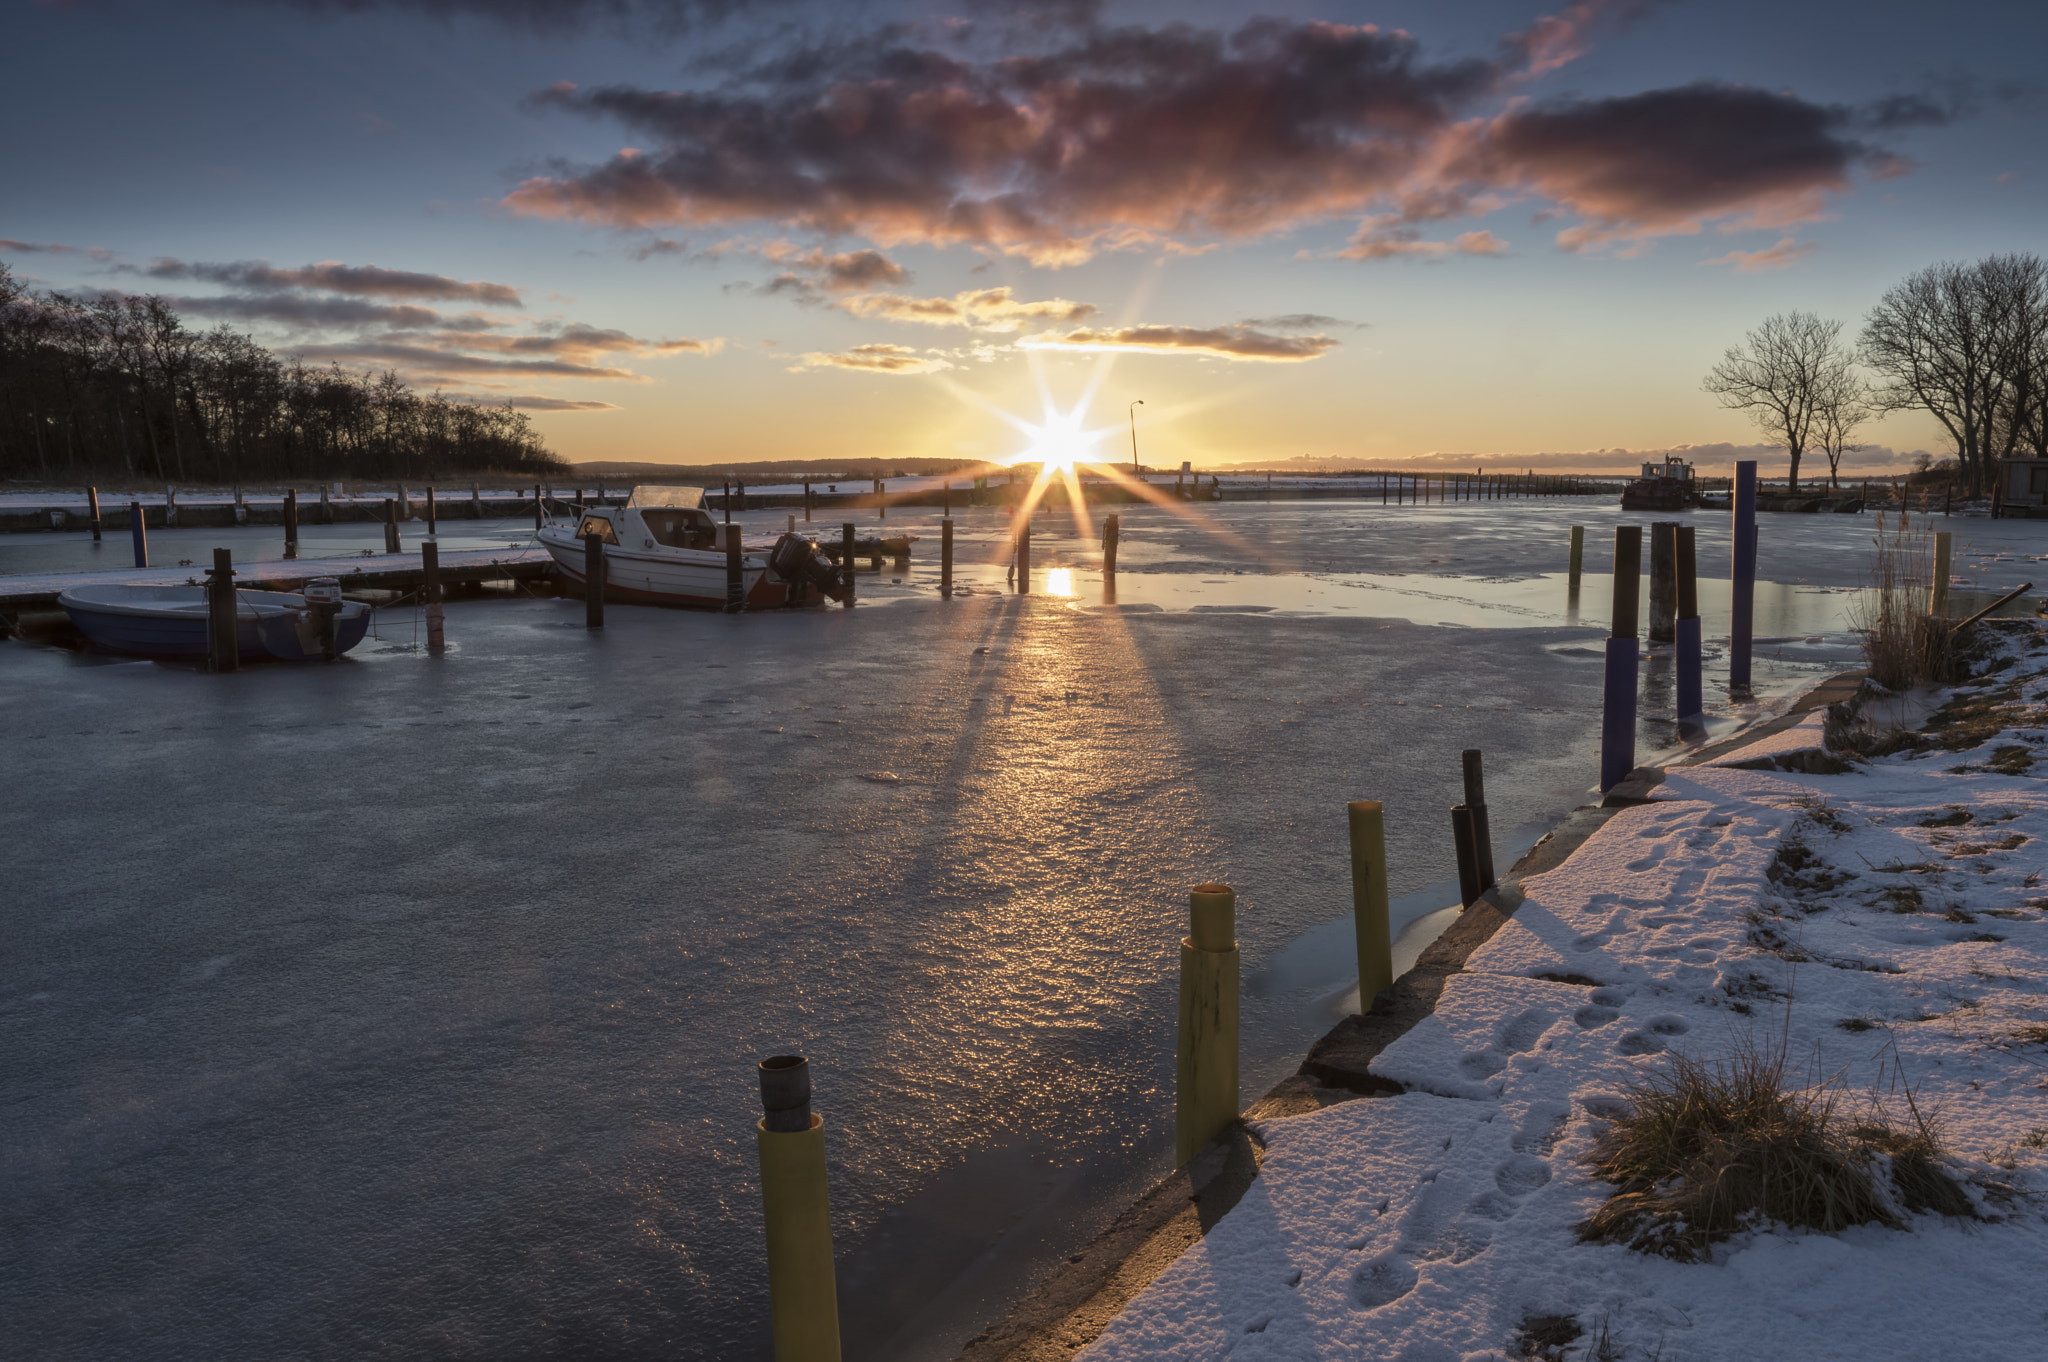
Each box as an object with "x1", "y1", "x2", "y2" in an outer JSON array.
[
  {"x1": 0, "y1": 238, "x2": 114, "y2": 262},
  {"x1": 757, "y1": 245, "x2": 909, "y2": 295},
  {"x1": 1238, "y1": 313, "x2": 1361, "y2": 332},
  {"x1": 428, "y1": 322, "x2": 717, "y2": 361},
  {"x1": 142, "y1": 258, "x2": 522, "y2": 304},
  {"x1": 794, "y1": 343, "x2": 952, "y2": 375},
  {"x1": 502, "y1": 9, "x2": 1885, "y2": 267},
  {"x1": 172, "y1": 293, "x2": 453, "y2": 328},
  {"x1": 834, "y1": 286, "x2": 1094, "y2": 332},
  {"x1": 1019, "y1": 323, "x2": 1338, "y2": 362},
  {"x1": 288, "y1": 340, "x2": 649, "y2": 381},
  {"x1": 482, "y1": 394, "x2": 622, "y2": 411},
  {"x1": 1699, "y1": 236, "x2": 1815, "y2": 272}
]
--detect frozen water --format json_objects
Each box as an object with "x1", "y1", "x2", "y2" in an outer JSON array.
[{"x1": 1, "y1": 498, "x2": 2024, "y2": 1360}]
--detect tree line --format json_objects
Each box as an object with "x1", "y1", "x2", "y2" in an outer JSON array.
[
  {"x1": 1705, "y1": 254, "x2": 2048, "y2": 495},
  {"x1": 0, "y1": 262, "x2": 567, "y2": 486}
]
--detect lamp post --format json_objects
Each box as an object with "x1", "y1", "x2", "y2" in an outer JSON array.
[{"x1": 1128, "y1": 399, "x2": 1144, "y2": 477}]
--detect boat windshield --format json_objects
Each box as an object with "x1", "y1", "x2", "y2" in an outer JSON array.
[
  {"x1": 576, "y1": 514, "x2": 619, "y2": 544},
  {"x1": 626, "y1": 485, "x2": 705, "y2": 509}
]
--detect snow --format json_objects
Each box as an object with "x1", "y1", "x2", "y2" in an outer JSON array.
[
  {"x1": 1082, "y1": 630, "x2": 2048, "y2": 1361},
  {"x1": 1699, "y1": 710, "x2": 1829, "y2": 768}
]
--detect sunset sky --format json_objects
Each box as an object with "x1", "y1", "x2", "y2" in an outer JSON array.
[{"x1": 8, "y1": 0, "x2": 2044, "y2": 473}]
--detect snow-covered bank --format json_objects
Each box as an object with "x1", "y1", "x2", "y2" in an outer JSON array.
[{"x1": 1081, "y1": 628, "x2": 2048, "y2": 1361}]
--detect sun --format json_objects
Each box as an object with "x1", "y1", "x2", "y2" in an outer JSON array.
[{"x1": 1013, "y1": 409, "x2": 1098, "y2": 473}]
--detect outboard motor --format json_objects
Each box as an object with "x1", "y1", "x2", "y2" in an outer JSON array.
[
  {"x1": 768, "y1": 532, "x2": 847, "y2": 601},
  {"x1": 303, "y1": 576, "x2": 344, "y2": 660}
]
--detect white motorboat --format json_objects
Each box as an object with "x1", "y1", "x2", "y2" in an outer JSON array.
[{"x1": 534, "y1": 485, "x2": 845, "y2": 609}]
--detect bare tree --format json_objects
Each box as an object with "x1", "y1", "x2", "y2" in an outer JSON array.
[
  {"x1": 1812, "y1": 352, "x2": 1871, "y2": 489},
  {"x1": 1703, "y1": 311, "x2": 1842, "y2": 493}
]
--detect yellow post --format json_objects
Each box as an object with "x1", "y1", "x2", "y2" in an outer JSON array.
[
  {"x1": 1348, "y1": 802, "x2": 1393, "y2": 1007},
  {"x1": 1175, "y1": 884, "x2": 1240, "y2": 1166},
  {"x1": 756, "y1": 1056, "x2": 842, "y2": 1362},
  {"x1": 1567, "y1": 526, "x2": 1585, "y2": 594},
  {"x1": 1933, "y1": 530, "x2": 1953, "y2": 617}
]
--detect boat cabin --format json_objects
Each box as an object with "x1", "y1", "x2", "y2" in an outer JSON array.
[
  {"x1": 570, "y1": 485, "x2": 729, "y2": 551},
  {"x1": 1638, "y1": 457, "x2": 1695, "y2": 483}
]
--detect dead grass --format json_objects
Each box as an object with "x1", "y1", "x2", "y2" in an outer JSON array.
[
  {"x1": 1578, "y1": 1037, "x2": 1973, "y2": 1261},
  {"x1": 1853, "y1": 513, "x2": 1952, "y2": 688}
]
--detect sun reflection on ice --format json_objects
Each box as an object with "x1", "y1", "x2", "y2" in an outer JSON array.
[{"x1": 1043, "y1": 567, "x2": 1074, "y2": 596}]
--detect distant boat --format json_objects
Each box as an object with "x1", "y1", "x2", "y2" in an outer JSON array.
[
  {"x1": 59, "y1": 582, "x2": 372, "y2": 660},
  {"x1": 1620, "y1": 457, "x2": 1709, "y2": 512},
  {"x1": 536, "y1": 485, "x2": 846, "y2": 609}
]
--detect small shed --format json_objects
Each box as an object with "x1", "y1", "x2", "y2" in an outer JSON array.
[{"x1": 1999, "y1": 458, "x2": 2048, "y2": 516}]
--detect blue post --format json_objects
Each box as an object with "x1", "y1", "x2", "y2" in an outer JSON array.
[
  {"x1": 129, "y1": 501, "x2": 147, "y2": 568},
  {"x1": 1675, "y1": 524, "x2": 1703, "y2": 721},
  {"x1": 1730, "y1": 461, "x2": 1757, "y2": 692},
  {"x1": 1601, "y1": 526, "x2": 1642, "y2": 791}
]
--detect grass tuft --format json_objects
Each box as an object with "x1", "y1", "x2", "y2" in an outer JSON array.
[{"x1": 1578, "y1": 1036, "x2": 1974, "y2": 1260}]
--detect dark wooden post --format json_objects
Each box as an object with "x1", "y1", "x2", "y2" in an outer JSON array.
[
  {"x1": 1601, "y1": 526, "x2": 1642, "y2": 791},
  {"x1": 472, "y1": 483, "x2": 482, "y2": 518},
  {"x1": 1451, "y1": 806, "x2": 1481, "y2": 908},
  {"x1": 725, "y1": 522, "x2": 745, "y2": 612},
  {"x1": 723, "y1": 481, "x2": 732, "y2": 525},
  {"x1": 1103, "y1": 513, "x2": 1120, "y2": 576},
  {"x1": 383, "y1": 498, "x2": 400, "y2": 554},
  {"x1": 940, "y1": 517, "x2": 955, "y2": 597},
  {"x1": 426, "y1": 486, "x2": 438, "y2": 535},
  {"x1": 1461, "y1": 749, "x2": 1494, "y2": 892},
  {"x1": 206, "y1": 548, "x2": 238, "y2": 673},
  {"x1": 423, "y1": 540, "x2": 445, "y2": 651},
  {"x1": 583, "y1": 532, "x2": 605, "y2": 628},
  {"x1": 804, "y1": 481, "x2": 813, "y2": 522},
  {"x1": 1675, "y1": 525, "x2": 1703, "y2": 720},
  {"x1": 1649, "y1": 522, "x2": 1677, "y2": 644},
  {"x1": 284, "y1": 488, "x2": 299, "y2": 559},
  {"x1": 87, "y1": 486, "x2": 102, "y2": 542},
  {"x1": 129, "y1": 501, "x2": 148, "y2": 566},
  {"x1": 533, "y1": 484, "x2": 543, "y2": 531},
  {"x1": 1017, "y1": 514, "x2": 1032, "y2": 593},
  {"x1": 841, "y1": 523, "x2": 856, "y2": 608}
]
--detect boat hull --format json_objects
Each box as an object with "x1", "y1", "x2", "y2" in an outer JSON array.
[
  {"x1": 538, "y1": 529, "x2": 799, "y2": 608},
  {"x1": 59, "y1": 586, "x2": 372, "y2": 660}
]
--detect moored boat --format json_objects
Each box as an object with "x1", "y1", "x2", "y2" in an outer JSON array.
[
  {"x1": 1620, "y1": 457, "x2": 1707, "y2": 511},
  {"x1": 59, "y1": 580, "x2": 372, "y2": 660},
  {"x1": 535, "y1": 485, "x2": 846, "y2": 609}
]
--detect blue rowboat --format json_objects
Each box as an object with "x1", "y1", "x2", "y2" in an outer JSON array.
[{"x1": 58, "y1": 584, "x2": 373, "y2": 661}]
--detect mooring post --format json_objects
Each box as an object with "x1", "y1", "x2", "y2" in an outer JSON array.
[
  {"x1": 1016, "y1": 514, "x2": 1031, "y2": 593},
  {"x1": 87, "y1": 486, "x2": 102, "y2": 542},
  {"x1": 284, "y1": 488, "x2": 299, "y2": 559},
  {"x1": 129, "y1": 501, "x2": 148, "y2": 567},
  {"x1": 1346, "y1": 801, "x2": 1393, "y2": 1008},
  {"x1": 1451, "y1": 805, "x2": 1482, "y2": 908},
  {"x1": 1175, "y1": 884, "x2": 1240, "y2": 1166},
  {"x1": 1567, "y1": 525, "x2": 1584, "y2": 595},
  {"x1": 320, "y1": 483, "x2": 331, "y2": 524},
  {"x1": 841, "y1": 523, "x2": 856, "y2": 608},
  {"x1": 422, "y1": 540, "x2": 445, "y2": 651},
  {"x1": 1933, "y1": 530, "x2": 1953, "y2": 617},
  {"x1": 942, "y1": 481, "x2": 951, "y2": 517},
  {"x1": 1649, "y1": 522, "x2": 1677, "y2": 643},
  {"x1": 1601, "y1": 526, "x2": 1642, "y2": 791},
  {"x1": 1461, "y1": 749, "x2": 1494, "y2": 892},
  {"x1": 804, "y1": 481, "x2": 813, "y2": 522},
  {"x1": 1675, "y1": 525, "x2": 1703, "y2": 720},
  {"x1": 472, "y1": 483, "x2": 482, "y2": 518},
  {"x1": 583, "y1": 532, "x2": 605, "y2": 629},
  {"x1": 1102, "y1": 513, "x2": 1120, "y2": 577},
  {"x1": 533, "y1": 484, "x2": 543, "y2": 532},
  {"x1": 383, "y1": 498, "x2": 401, "y2": 554},
  {"x1": 1730, "y1": 460, "x2": 1758, "y2": 692},
  {"x1": 756, "y1": 1055, "x2": 843, "y2": 1362},
  {"x1": 940, "y1": 517, "x2": 954, "y2": 598},
  {"x1": 723, "y1": 481, "x2": 732, "y2": 526},
  {"x1": 206, "y1": 548, "x2": 238, "y2": 674},
  {"x1": 725, "y1": 523, "x2": 745, "y2": 613},
  {"x1": 426, "y1": 486, "x2": 438, "y2": 536}
]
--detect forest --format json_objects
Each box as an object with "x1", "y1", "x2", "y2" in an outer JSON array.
[{"x1": 0, "y1": 262, "x2": 566, "y2": 486}]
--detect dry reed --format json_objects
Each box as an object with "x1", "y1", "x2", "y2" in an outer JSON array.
[{"x1": 1853, "y1": 511, "x2": 1951, "y2": 689}]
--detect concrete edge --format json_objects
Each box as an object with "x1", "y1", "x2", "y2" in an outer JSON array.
[{"x1": 955, "y1": 668, "x2": 1872, "y2": 1361}]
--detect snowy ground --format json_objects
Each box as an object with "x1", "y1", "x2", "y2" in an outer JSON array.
[{"x1": 1082, "y1": 629, "x2": 2048, "y2": 1361}]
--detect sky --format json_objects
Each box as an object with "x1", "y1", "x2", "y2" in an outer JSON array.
[{"x1": 6, "y1": 0, "x2": 2045, "y2": 473}]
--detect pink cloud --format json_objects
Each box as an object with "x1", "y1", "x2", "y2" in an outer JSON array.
[{"x1": 1699, "y1": 237, "x2": 1817, "y2": 272}]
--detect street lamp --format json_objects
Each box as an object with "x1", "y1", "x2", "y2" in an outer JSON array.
[{"x1": 1129, "y1": 399, "x2": 1144, "y2": 477}]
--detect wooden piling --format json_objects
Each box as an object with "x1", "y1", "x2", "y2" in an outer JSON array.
[
  {"x1": 1347, "y1": 801, "x2": 1393, "y2": 1006},
  {"x1": 1612, "y1": 525, "x2": 1642, "y2": 638},
  {"x1": 533, "y1": 484, "x2": 543, "y2": 531},
  {"x1": 383, "y1": 498, "x2": 401, "y2": 554},
  {"x1": 756, "y1": 1056, "x2": 843, "y2": 1362},
  {"x1": 206, "y1": 548, "x2": 238, "y2": 673},
  {"x1": 1175, "y1": 885, "x2": 1240, "y2": 1166},
  {"x1": 130, "y1": 501, "x2": 148, "y2": 567},
  {"x1": 1933, "y1": 531, "x2": 1953, "y2": 617},
  {"x1": 841, "y1": 524, "x2": 856, "y2": 607},
  {"x1": 284, "y1": 488, "x2": 298, "y2": 559},
  {"x1": 1567, "y1": 526, "x2": 1584, "y2": 594},
  {"x1": 940, "y1": 517, "x2": 954, "y2": 597},
  {"x1": 1675, "y1": 525, "x2": 1703, "y2": 720},
  {"x1": 87, "y1": 487, "x2": 102, "y2": 542},
  {"x1": 725, "y1": 524, "x2": 744, "y2": 613},
  {"x1": 1730, "y1": 461, "x2": 1758, "y2": 691},
  {"x1": 1102, "y1": 513, "x2": 1120, "y2": 576},
  {"x1": 1451, "y1": 805, "x2": 1482, "y2": 909},
  {"x1": 804, "y1": 481, "x2": 812, "y2": 522},
  {"x1": 1601, "y1": 526, "x2": 1643, "y2": 791},
  {"x1": 423, "y1": 540, "x2": 445, "y2": 651},
  {"x1": 584, "y1": 532, "x2": 605, "y2": 628},
  {"x1": 426, "y1": 486, "x2": 438, "y2": 535},
  {"x1": 472, "y1": 483, "x2": 482, "y2": 518},
  {"x1": 1649, "y1": 522, "x2": 1677, "y2": 644},
  {"x1": 1017, "y1": 515, "x2": 1031, "y2": 593},
  {"x1": 1461, "y1": 749, "x2": 1494, "y2": 892},
  {"x1": 321, "y1": 483, "x2": 332, "y2": 523}
]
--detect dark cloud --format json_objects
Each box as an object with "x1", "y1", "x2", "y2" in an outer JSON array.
[
  {"x1": 1019, "y1": 323, "x2": 1338, "y2": 361},
  {"x1": 1, "y1": 238, "x2": 114, "y2": 261},
  {"x1": 1460, "y1": 83, "x2": 1883, "y2": 249},
  {"x1": 507, "y1": 8, "x2": 1880, "y2": 263},
  {"x1": 750, "y1": 246, "x2": 911, "y2": 300},
  {"x1": 143, "y1": 258, "x2": 523, "y2": 304},
  {"x1": 172, "y1": 293, "x2": 449, "y2": 329},
  {"x1": 449, "y1": 322, "x2": 716, "y2": 359},
  {"x1": 479, "y1": 394, "x2": 622, "y2": 410},
  {"x1": 1238, "y1": 313, "x2": 1361, "y2": 331},
  {"x1": 246, "y1": 0, "x2": 1103, "y2": 39},
  {"x1": 288, "y1": 341, "x2": 647, "y2": 380}
]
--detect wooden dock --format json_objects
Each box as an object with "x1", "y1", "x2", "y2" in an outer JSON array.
[{"x1": 0, "y1": 547, "x2": 556, "y2": 620}]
